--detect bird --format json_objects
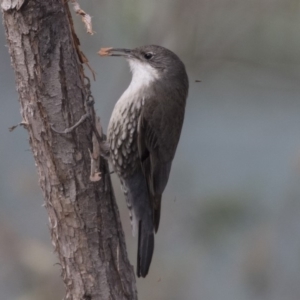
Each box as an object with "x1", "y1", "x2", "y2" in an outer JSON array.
[{"x1": 100, "y1": 45, "x2": 189, "y2": 277}]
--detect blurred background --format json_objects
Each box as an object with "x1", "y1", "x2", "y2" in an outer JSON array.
[{"x1": 1, "y1": 0, "x2": 300, "y2": 299}]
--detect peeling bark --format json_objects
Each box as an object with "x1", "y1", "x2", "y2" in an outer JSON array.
[{"x1": 1, "y1": 1, "x2": 137, "y2": 299}]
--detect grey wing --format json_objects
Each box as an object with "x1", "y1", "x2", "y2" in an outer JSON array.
[{"x1": 137, "y1": 102, "x2": 184, "y2": 232}]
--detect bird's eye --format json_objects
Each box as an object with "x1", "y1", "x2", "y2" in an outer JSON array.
[{"x1": 144, "y1": 52, "x2": 153, "y2": 60}]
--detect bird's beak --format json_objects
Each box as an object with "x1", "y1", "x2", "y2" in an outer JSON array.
[
  {"x1": 109, "y1": 48, "x2": 132, "y2": 57},
  {"x1": 98, "y1": 47, "x2": 132, "y2": 58}
]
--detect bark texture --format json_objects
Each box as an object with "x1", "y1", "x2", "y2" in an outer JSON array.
[{"x1": 1, "y1": 1, "x2": 137, "y2": 299}]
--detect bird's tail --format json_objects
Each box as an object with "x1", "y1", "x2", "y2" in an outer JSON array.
[
  {"x1": 122, "y1": 170, "x2": 155, "y2": 277},
  {"x1": 137, "y1": 218, "x2": 154, "y2": 277},
  {"x1": 153, "y1": 194, "x2": 162, "y2": 233}
]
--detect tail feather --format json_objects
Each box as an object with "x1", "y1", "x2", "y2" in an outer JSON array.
[
  {"x1": 153, "y1": 207, "x2": 160, "y2": 233},
  {"x1": 153, "y1": 195, "x2": 162, "y2": 233},
  {"x1": 137, "y1": 220, "x2": 154, "y2": 278},
  {"x1": 122, "y1": 170, "x2": 155, "y2": 277}
]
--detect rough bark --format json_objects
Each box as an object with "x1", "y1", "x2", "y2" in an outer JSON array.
[{"x1": 1, "y1": 1, "x2": 137, "y2": 299}]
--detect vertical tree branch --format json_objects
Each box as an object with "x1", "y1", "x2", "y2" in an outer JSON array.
[{"x1": 1, "y1": 1, "x2": 137, "y2": 299}]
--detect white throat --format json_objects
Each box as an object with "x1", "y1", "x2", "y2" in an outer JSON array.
[
  {"x1": 112, "y1": 59, "x2": 160, "y2": 114},
  {"x1": 128, "y1": 59, "x2": 160, "y2": 91}
]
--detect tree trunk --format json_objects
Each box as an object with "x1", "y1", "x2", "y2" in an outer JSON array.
[{"x1": 1, "y1": 1, "x2": 137, "y2": 299}]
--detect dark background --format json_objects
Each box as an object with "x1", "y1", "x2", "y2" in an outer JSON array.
[{"x1": 1, "y1": 1, "x2": 300, "y2": 299}]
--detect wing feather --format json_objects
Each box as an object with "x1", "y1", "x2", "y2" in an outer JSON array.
[{"x1": 137, "y1": 109, "x2": 172, "y2": 232}]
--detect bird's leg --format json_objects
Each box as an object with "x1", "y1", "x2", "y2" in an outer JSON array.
[
  {"x1": 88, "y1": 115, "x2": 102, "y2": 181},
  {"x1": 88, "y1": 116, "x2": 112, "y2": 181},
  {"x1": 89, "y1": 121, "x2": 110, "y2": 160}
]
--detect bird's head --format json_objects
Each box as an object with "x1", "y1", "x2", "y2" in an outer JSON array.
[{"x1": 99, "y1": 45, "x2": 188, "y2": 90}]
